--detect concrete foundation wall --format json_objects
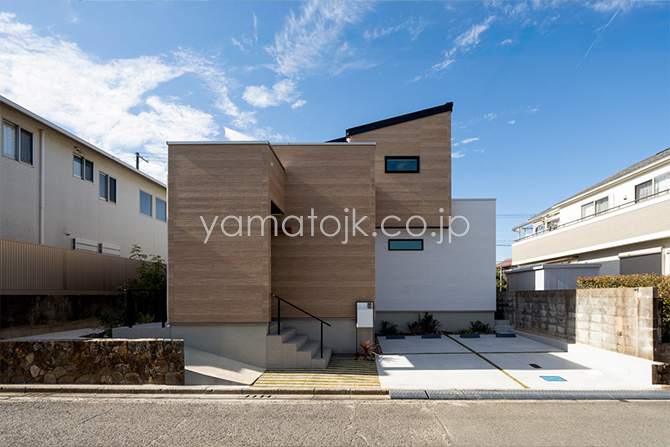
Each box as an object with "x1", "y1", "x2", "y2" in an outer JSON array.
[
  {"x1": 170, "y1": 323, "x2": 268, "y2": 368},
  {"x1": 497, "y1": 288, "x2": 665, "y2": 362},
  {"x1": 375, "y1": 311, "x2": 494, "y2": 333}
]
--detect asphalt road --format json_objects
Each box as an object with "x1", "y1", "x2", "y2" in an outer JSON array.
[{"x1": 1, "y1": 394, "x2": 669, "y2": 446}]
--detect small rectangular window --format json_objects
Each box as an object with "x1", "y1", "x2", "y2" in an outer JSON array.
[
  {"x1": 385, "y1": 156, "x2": 420, "y2": 173},
  {"x1": 109, "y1": 177, "x2": 117, "y2": 203},
  {"x1": 84, "y1": 159, "x2": 94, "y2": 182},
  {"x1": 3, "y1": 121, "x2": 17, "y2": 158},
  {"x1": 388, "y1": 239, "x2": 424, "y2": 251},
  {"x1": 20, "y1": 128, "x2": 33, "y2": 165},
  {"x1": 99, "y1": 173, "x2": 109, "y2": 199},
  {"x1": 73, "y1": 155, "x2": 83, "y2": 178},
  {"x1": 156, "y1": 198, "x2": 167, "y2": 222},
  {"x1": 140, "y1": 190, "x2": 153, "y2": 217},
  {"x1": 635, "y1": 180, "x2": 652, "y2": 202},
  {"x1": 581, "y1": 202, "x2": 594, "y2": 218},
  {"x1": 595, "y1": 197, "x2": 609, "y2": 214}
]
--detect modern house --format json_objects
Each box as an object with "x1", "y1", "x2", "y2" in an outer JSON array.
[
  {"x1": 167, "y1": 102, "x2": 495, "y2": 370},
  {"x1": 511, "y1": 147, "x2": 670, "y2": 283}
]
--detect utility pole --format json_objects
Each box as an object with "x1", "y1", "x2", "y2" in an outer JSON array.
[{"x1": 135, "y1": 152, "x2": 148, "y2": 170}]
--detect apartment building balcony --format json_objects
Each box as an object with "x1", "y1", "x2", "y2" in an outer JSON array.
[{"x1": 512, "y1": 190, "x2": 670, "y2": 265}]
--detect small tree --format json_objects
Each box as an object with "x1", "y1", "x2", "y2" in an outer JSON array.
[
  {"x1": 497, "y1": 267, "x2": 507, "y2": 291},
  {"x1": 120, "y1": 245, "x2": 167, "y2": 291}
]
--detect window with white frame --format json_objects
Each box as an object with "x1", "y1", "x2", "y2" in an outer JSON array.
[
  {"x1": 73, "y1": 154, "x2": 94, "y2": 182},
  {"x1": 581, "y1": 201, "x2": 594, "y2": 218},
  {"x1": 2, "y1": 120, "x2": 33, "y2": 165},
  {"x1": 140, "y1": 190, "x2": 152, "y2": 217},
  {"x1": 99, "y1": 172, "x2": 117, "y2": 203},
  {"x1": 595, "y1": 196, "x2": 609, "y2": 214},
  {"x1": 635, "y1": 180, "x2": 653, "y2": 202},
  {"x1": 654, "y1": 172, "x2": 670, "y2": 194}
]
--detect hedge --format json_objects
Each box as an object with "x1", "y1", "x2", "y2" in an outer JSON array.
[{"x1": 575, "y1": 274, "x2": 669, "y2": 336}]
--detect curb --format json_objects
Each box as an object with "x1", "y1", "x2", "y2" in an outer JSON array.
[{"x1": 0, "y1": 384, "x2": 388, "y2": 396}]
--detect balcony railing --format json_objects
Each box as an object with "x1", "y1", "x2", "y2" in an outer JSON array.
[{"x1": 515, "y1": 187, "x2": 670, "y2": 242}]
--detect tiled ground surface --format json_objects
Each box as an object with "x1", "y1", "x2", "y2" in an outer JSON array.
[{"x1": 251, "y1": 355, "x2": 380, "y2": 389}]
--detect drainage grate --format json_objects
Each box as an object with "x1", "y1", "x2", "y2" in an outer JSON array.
[
  {"x1": 421, "y1": 334, "x2": 442, "y2": 339},
  {"x1": 496, "y1": 333, "x2": 516, "y2": 338},
  {"x1": 460, "y1": 334, "x2": 480, "y2": 338},
  {"x1": 385, "y1": 335, "x2": 405, "y2": 340},
  {"x1": 529, "y1": 363, "x2": 542, "y2": 369},
  {"x1": 540, "y1": 375, "x2": 566, "y2": 382}
]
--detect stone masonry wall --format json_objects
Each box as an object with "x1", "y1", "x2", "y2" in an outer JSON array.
[
  {"x1": 0, "y1": 339, "x2": 184, "y2": 385},
  {"x1": 497, "y1": 288, "x2": 664, "y2": 362}
]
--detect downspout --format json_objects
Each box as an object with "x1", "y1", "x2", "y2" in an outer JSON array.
[{"x1": 39, "y1": 129, "x2": 45, "y2": 244}]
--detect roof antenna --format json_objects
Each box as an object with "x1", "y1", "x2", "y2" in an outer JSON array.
[{"x1": 135, "y1": 152, "x2": 149, "y2": 170}]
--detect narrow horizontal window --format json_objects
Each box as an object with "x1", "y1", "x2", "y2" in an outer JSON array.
[
  {"x1": 140, "y1": 190, "x2": 153, "y2": 217},
  {"x1": 156, "y1": 198, "x2": 166, "y2": 222},
  {"x1": 388, "y1": 239, "x2": 423, "y2": 251},
  {"x1": 385, "y1": 156, "x2": 420, "y2": 173}
]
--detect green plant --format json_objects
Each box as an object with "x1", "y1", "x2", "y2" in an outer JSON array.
[
  {"x1": 380, "y1": 320, "x2": 400, "y2": 336},
  {"x1": 576, "y1": 274, "x2": 669, "y2": 336},
  {"x1": 469, "y1": 320, "x2": 493, "y2": 334},
  {"x1": 497, "y1": 267, "x2": 507, "y2": 291},
  {"x1": 407, "y1": 313, "x2": 442, "y2": 335},
  {"x1": 459, "y1": 328, "x2": 473, "y2": 334},
  {"x1": 119, "y1": 245, "x2": 167, "y2": 292},
  {"x1": 97, "y1": 308, "x2": 155, "y2": 337}
]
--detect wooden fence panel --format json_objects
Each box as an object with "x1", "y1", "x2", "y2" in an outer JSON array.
[{"x1": 1, "y1": 239, "x2": 140, "y2": 293}]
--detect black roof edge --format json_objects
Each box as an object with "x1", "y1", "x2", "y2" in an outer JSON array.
[
  {"x1": 326, "y1": 136, "x2": 348, "y2": 143},
  {"x1": 346, "y1": 102, "x2": 453, "y2": 137}
]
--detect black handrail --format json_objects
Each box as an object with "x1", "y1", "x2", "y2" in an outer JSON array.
[{"x1": 271, "y1": 293, "x2": 331, "y2": 359}]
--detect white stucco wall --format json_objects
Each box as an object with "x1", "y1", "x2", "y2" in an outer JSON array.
[
  {"x1": 375, "y1": 199, "x2": 495, "y2": 312},
  {"x1": 1, "y1": 101, "x2": 167, "y2": 259}
]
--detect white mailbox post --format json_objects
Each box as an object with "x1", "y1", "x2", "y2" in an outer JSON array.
[{"x1": 356, "y1": 301, "x2": 374, "y2": 328}]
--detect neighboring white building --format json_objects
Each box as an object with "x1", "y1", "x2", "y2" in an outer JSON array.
[
  {"x1": 1, "y1": 95, "x2": 167, "y2": 259},
  {"x1": 512, "y1": 147, "x2": 670, "y2": 277}
]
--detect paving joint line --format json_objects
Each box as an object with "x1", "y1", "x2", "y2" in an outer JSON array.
[{"x1": 445, "y1": 334, "x2": 530, "y2": 389}]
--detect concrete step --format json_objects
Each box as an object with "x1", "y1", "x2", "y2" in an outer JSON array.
[
  {"x1": 296, "y1": 341, "x2": 320, "y2": 368},
  {"x1": 494, "y1": 320, "x2": 510, "y2": 326},
  {"x1": 495, "y1": 325, "x2": 515, "y2": 333},
  {"x1": 280, "y1": 334, "x2": 309, "y2": 368},
  {"x1": 311, "y1": 347, "x2": 333, "y2": 369},
  {"x1": 267, "y1": 326, "x2": 297, "y2": 343},
  {"x1": 184, "y1": 346, "x2": 265, "y2": 386}
]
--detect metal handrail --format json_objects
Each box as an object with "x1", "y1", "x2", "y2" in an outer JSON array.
[
  {"x1": 516, "y1": 187, "x2": 670, "y2": 242},
  {"x1": 271, "y1": 293, "x2": 331, "y2": 358}
]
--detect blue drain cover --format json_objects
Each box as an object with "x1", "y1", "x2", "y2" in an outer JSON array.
[
  {"x1": 385, "y1": 335, "x2": 405, "y2": 340},
  {"x1": 541, "y1": 376, "x2": 567, "y2": 382},
  {"x1": 422, "y1": 334, "x2": 442, "y2": 339},
  {"x1": 460, "y1": 334, "x2": 480, "y2": 338}
]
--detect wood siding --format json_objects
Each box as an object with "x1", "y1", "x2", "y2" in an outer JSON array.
[
  {"x1": 168, "y1": 143, "x2": 272, "y2": 323},
  {"x1": 270, "y1": 144, "x2": 376, "y2": 319},
  {"x1": 348, "y1": 111, "x2": 451, "y2": 226},
  {"x1": 0, "y1": 238, "x2": 139, "y2": 294}
]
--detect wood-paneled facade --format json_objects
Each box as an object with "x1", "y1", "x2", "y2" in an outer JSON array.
[{"x1": 168, "y1": 103, "x2": 452, "y2": 324}]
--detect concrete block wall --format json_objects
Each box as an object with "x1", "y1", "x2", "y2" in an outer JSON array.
[{"x1": 497, "y1": 288, "x2": 665, "y2": 362}]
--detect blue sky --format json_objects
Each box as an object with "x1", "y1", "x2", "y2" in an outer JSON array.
[{"x1": 0, "y1": 1, "x2": 668, "y2": 262}]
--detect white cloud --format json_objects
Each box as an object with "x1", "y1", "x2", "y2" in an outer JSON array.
[
  {"x1": 224, "y1": 127, "x2": 256, "y2": 141},
  {"x1": 364, "y1": 17, "x2": 429, "y2": 42},
  {"x1": 460, "y1": 137, "x2": 479, "y2": 144},
  {"x1": 526, "y1": 107, "x2": 540, "y2": 113},
  {"x1": 266, "y1": 1, "x2": 372, "y2": 79},
  {"x1": 501, "y1": 38, "x2": 513, "y2": 45},
  {"x1": 508, "y1": 120, "x2": 516, "y2": 124},
  {"x1": 473, "y1": 149, "x2": 485, "y2": 153},
  {"x1": 0, "y1": 12, "x2": 242, "y2": 183},
  {"x1": 421, "y1": 16, "x2": 495, "y2": 79},
  {"x1": 484, "y1": 113, "x2": 498, "y2": 120},
  {"x1": 231, "y1": 37, "x2": 247, "y2": 52},
  {"x1": 242, "y1": 79, "x2": 299, "y2": 108},
  {"x1": 452, "y1": 150, "x2": 467, "y2": 159},
  {"x1": 291, "y1": 100, "x2": 306, "y2": 109}
]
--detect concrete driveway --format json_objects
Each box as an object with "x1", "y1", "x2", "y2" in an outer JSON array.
[{"x1": 376, "y1": 333, "x2": 660, "y2": 390}]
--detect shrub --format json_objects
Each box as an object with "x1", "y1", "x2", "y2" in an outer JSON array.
[
  {"x1": 407, "y1": 313, "x2": 442, "y2": 335},
  {"x1": 380, "y1": 320, "x2": 400, "y2": 336},
  {"x1": 469, "y1": 320, "x2": 494, "y2": 334},
  {"x1": 575, "y1": 274, "x2": 669, "y2": 336}
]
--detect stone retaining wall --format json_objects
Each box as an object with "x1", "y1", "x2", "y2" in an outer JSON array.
[{"x1": 0, "y1": 339, "x2": 184, "y2": 385}]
